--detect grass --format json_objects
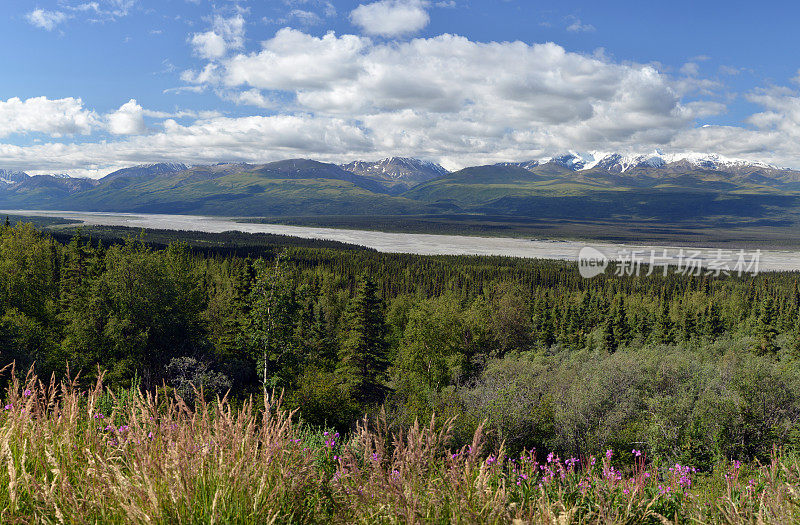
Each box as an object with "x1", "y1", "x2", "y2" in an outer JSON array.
[{"x1": 1, "y1": 366, "x2": 800, "y2": 523}]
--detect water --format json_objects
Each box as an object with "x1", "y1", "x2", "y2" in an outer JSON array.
[{"x1": 3, "y1": 209, "x2": 800, "y2": 272}]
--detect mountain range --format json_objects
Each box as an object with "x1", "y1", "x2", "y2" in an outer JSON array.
[{"x1": 2, "y1": 152, "x2": 800, "y2": 224}]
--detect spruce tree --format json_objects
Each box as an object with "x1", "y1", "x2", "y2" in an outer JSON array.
[
  {"x1": 754, "y1": 295, "x2": 779, "y2": 355},
  {"x1": 656, "y1": 300, "x2": 674, "y2": 344},
  {"x1": 602, "y1": 315, "x2": 617, "y2": 353},
  {"x1": 336, "y1": 276, "x2": 390, "y2": 406},
  {"x1": 612, "y1": 296, "x2": 630, "y2": 348},
  {"x1": 704, "y1": 302, "x2": 723, "y2": 339}
]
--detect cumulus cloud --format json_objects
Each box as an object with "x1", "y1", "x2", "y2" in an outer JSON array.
[
  {"x1": 26, "y1": 9, "x2": 68, "y2": 31},
  {"x1": 350, "y1": 0, "x2": 430, "y2": 37},
  {"x1": 0, "y1": 97, "x2": 97, "y2": 138},
  {"x1": 0, "y1": 114, "x2": 372, "y2": 175},
  {"x1": 10, "y1": 26, "x2": 800, "y2": 173},
  {"x1": 181, "y1": 29, "x2": 713, "y2": 165},
  {"x1": 107, "y1": 99, "x2": 147, "y2": 135},
  {"x1": 190, "y1": 13, "x2": 245, "y2": 60}
]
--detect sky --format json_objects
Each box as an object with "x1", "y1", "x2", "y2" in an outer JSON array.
[{"x1": 2, "y1": 0, "x2": 800, "y2": 176}]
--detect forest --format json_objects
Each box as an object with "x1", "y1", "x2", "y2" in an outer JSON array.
[{"x1": 0, "y1": 221, "x2": 798, "y2": 468}]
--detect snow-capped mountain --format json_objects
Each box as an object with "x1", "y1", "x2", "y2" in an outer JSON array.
[
  {"x1": 341, "y1": 157, "x2": 449, "y2": 190},
  {"x1": 507, "y1": 151, "x2": 797, "y2": 178},
  {"x1": 0, "y1": 169, "x2": 30, "y2": 185},
  {"x1": 495, "y1": 160, "x2": 541, "y2": 171}
]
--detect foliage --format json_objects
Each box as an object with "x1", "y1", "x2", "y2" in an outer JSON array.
[
  {"x1": 2, "y1": 224, "x2": 800, "y2": 467},
  {"x1": 0, "y1": 370, "x2": 799, "y2": 523}
]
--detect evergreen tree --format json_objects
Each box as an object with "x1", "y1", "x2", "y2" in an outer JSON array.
[
  {"x1": 703, "y1": 302, "x2": 723, "y2": 339},
  {"x1": 612, "y1": 295, "x2": 630, "y2": 348},
  {"x1": 656, "y1": 300, "x2": 674, "y2": 344},
  {"x1": 754, "y1": 295, "x2": 779, "y2": 355},
  {"x1": 602, "y1": 316, "x2": 617, "y2": 353},
  {"x1": 336, "y1": 276, "x2": 390, "y2": 406}
]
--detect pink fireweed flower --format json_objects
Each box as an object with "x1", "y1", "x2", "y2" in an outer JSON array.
[
  {"x1": 3, "y1": 404, "x2": 11, "y2": 410},
  {"x1": 632, "y1": 449, "x2": 641, "y2": 457},
  {"x1": 22, "y1": 389, "x2": 31, "y2": 397},
  {"x1": 605, "y1": 449, "x2": 613, "y2": 460}
]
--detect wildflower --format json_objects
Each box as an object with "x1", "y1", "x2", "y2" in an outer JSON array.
[
  {"x1": 605, "y1": 449, "x2": 613, "y2": 460},
  {"x1": 632, "y1": 449, "x2": 641, "y2": 457},
  {"x1": 22, "y1": 389, "x2": 31, "y2": 397},
  {"x1": 148, "y1": 431, "x2": 154, "y2": 439},
  {"x1": 486, "y1": 455, "x2": 497, "y2": 466},
  {"x1": 4, "y1": 404, "x2": 11, "y2": 410}
]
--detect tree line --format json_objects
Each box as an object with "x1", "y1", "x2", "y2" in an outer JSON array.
[{"x1": 2, "y1": 223, "x2": 800, "y2": 466}]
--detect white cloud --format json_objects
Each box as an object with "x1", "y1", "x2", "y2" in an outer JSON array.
[
  {"x1": 350, "y1": 0, "x2": 430, "y2": 37},
  {"x1": 26, "y1": 9, "x2": 68, "y2": 31},
  {"x1": 189, "y1": 13, "x2": 245, "y2": 60},
  {"x1": 191, "y1": 30, "x2": 711, "y2": 166},
  {"x1": 566, "y1": 17, "x2": 595, "y2": 33},
  {"x1": 222, "y1": 29, "x2": 368, "y2": 90},
  {"x1": 0, "y1": 97, "x2": 97, "y2": 138},
  {"x1": 107, "y1": 99, "x2": 147, "y2": 135},
  {"x1": 10, "y1": 27, "x2": 800, "y2": 173},
  {"x1": 680, "y1": 62, "x2": 700, "y2": 76},
  {"x1": 289, "y1": 9, "x2": 323, "y2": 26},
  {"x1": 62, "y1": 0, "x2": 138, "y2": 21},
  {"x1": 190, "y1": 31, "x2": 228, "y2": 60},
  {"x1": 0, "y1": 114, "x2": 372, "y2": 175}
]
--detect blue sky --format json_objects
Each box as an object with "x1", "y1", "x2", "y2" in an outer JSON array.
[{"x1": 2, "y1": 0, "x2": 800, "y2": 175}]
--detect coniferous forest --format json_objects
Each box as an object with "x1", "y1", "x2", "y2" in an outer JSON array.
[
  {"x1": 1, "y1": 222, "x2": 799, "y2": 461},
  {"x1": 2, "y1": 222, "x2": 800, "y2": 521}
]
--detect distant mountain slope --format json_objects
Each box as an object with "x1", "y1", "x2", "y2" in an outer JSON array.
[
  {"x1": 341, "y1": 157, "x2": 448, "y2": 192},
  {"x1": 0, "y1": 152, "x2": 800, "y2": 222},
  {"x1": 403, "y1": 153, "x2": 800, "y2": 221},
  {"x1": 0, "y1": 170, "x2": 30, "y2": 185},
  {"x1": 101, "y1": 163, "x2": 189, "y2": 183},
  {"x1": 0, "y1": 175, "x2": 98, "y2": 208},
  {"x1": 59, "y1": 159, "x2": 440, "y2": 216}
]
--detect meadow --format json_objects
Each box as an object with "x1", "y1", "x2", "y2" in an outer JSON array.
[{"x1": 1, "y1": 367, "x2": 798, "y2": 524}]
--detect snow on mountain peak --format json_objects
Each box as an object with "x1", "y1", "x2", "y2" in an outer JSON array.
[{"x1": 534, "y1": 151, "x2": 786, "y2": 173}]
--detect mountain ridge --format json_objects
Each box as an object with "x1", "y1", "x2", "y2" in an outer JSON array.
[{"x1": 0, "y1": 154, "x2": 800, "y2": 224}]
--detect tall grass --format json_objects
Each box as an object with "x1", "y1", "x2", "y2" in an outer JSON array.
[{"x1": 0, "y1": 366, "x2": 798, "y2": 524}]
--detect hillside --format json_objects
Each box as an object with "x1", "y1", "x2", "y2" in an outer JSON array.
[
  {"x1": 58, "y1": 159, "x2": 439, "y2": 216},
  {"x1": 0, "y1": 153, "x2": 800, "y2": 224}
]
